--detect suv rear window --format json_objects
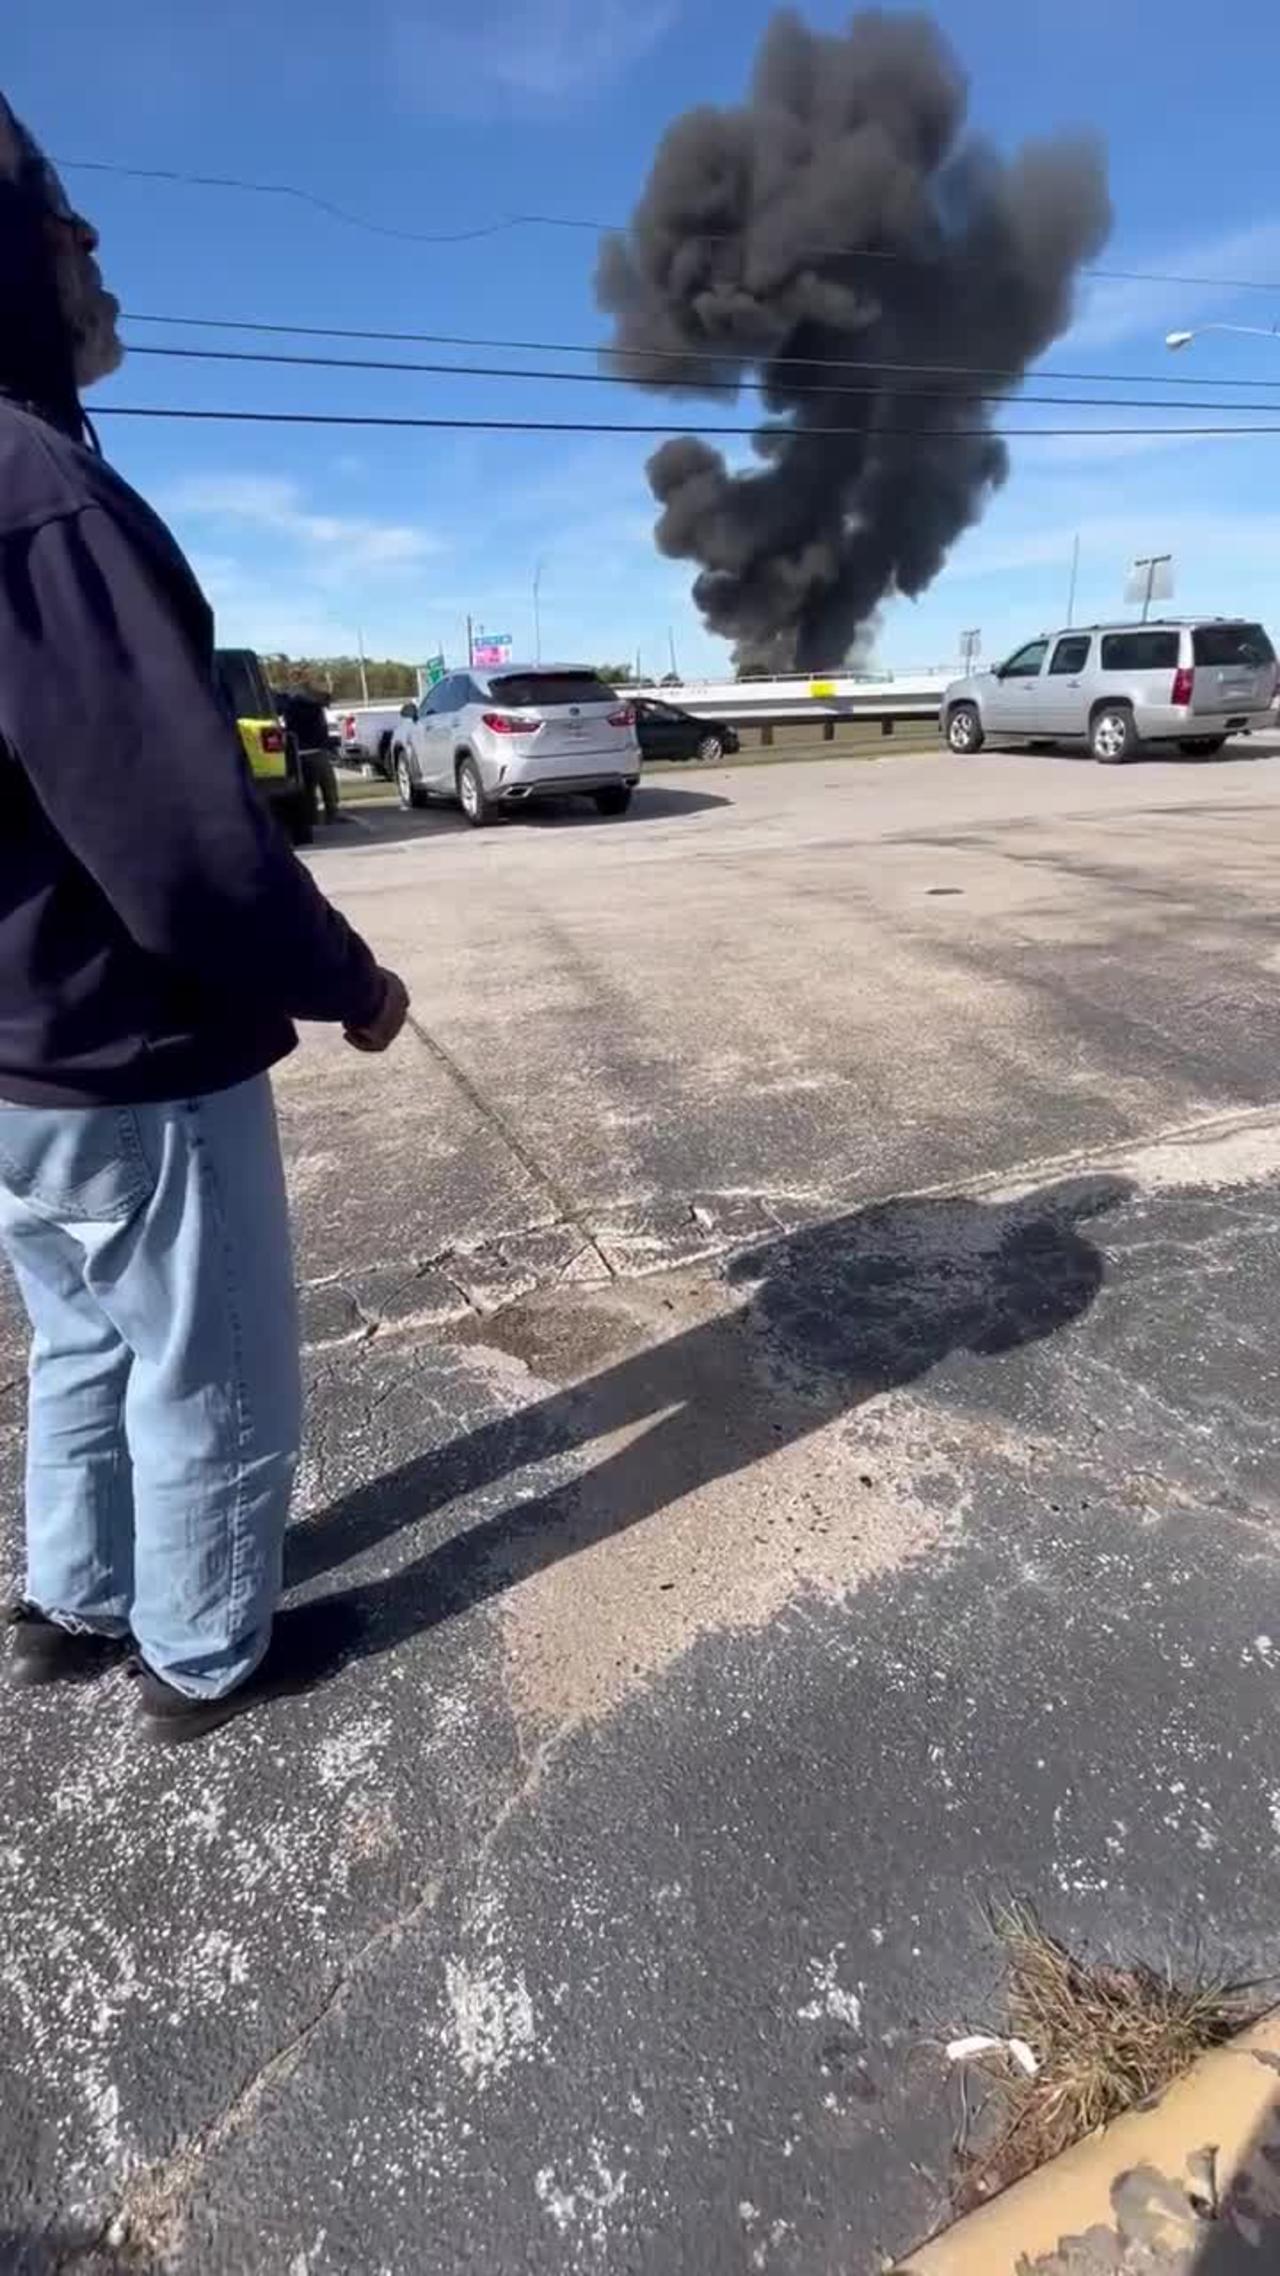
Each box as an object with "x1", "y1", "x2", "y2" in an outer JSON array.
[
  {"x1": 215, "y1": 649, "x2": 275, "y2": 719},
  {"x1": 1099, "y1": 631, "x2": 1179, "y2": 671},
  {"x1": 1192, "y1": 623, "x2": 1276, "y2": 667},
  {"x1": 488, "y1": 672, "x2": 613, "y2": 708}
]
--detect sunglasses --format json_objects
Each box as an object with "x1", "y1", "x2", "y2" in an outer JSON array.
[{"x1": 44, "y1": 209, "x2": 99, "y2": 256}]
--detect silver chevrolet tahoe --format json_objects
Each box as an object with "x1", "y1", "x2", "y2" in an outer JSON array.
[{"x1": 943, "y1": 618, "x2": 1277, "y2": 764}]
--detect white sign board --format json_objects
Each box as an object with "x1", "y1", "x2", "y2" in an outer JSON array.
[{"x1": 1124, "y1": 555, "x2": 1174, "y2": 605}]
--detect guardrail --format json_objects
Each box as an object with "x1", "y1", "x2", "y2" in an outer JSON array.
[{"x1": 633, "y1": 671, "x2": 954, "y2": 737}]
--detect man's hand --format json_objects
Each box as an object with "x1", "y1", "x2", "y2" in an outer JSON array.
[{"x1": 344, "y1": 968, "x2": 410, "y2": 1054}]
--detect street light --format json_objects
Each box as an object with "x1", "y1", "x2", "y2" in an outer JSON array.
[{"x1": 1166, "y1": 323, "x2": 1280, "y2": 351}]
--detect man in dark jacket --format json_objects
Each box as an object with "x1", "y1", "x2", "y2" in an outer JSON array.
[
  {"x1": 0, "y1": 97, "x2": 408, "y2": 1739},
  {"x1": 278, "y1": 683, "x2": 343, "y2": 823}
]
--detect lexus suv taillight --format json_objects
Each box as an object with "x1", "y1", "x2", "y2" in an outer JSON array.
[
  {"x1": 1170, "y1": 665, "x2": 1195, "y2": 707},
  {"x1": 481, "y1": 712, "x2": 540, "y2": 735}
]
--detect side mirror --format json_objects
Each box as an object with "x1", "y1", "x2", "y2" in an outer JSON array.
[{"x1": 400, "y1": 702, "x2": 418, "y2": 721}]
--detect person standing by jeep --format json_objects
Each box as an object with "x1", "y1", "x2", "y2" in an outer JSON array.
[
  {"x1": 0, "y1": 95, "x2": 408, "y2": 1738},
  {"x1": 278, "y1": 682, "x2": 345, "y2": 825}
]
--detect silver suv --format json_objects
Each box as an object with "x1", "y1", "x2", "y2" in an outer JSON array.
[
  {"x1": 943, "y1": 619, "x2": 1277, "y2": 764},
  {"x1": 390, "y1": 664, "x2": 641, "y2": 825}
]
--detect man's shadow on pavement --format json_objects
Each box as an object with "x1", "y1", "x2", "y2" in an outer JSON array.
[{"x1": 291, "y1": 1175, "x2": 1131, "y2": 1660}]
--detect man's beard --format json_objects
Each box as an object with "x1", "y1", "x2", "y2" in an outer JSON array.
[{"x1": 55, "y1": 249, "x2": 123, "y2": 389}]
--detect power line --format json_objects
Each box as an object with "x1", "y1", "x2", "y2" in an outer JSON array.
[
  {"x1": 60, "y1": 159, "x2": 533, "y2": 248},
  {"x1": 58, "y1": 156, "x2": 1280, "y2": 296},
  {"x1": 95, "y1": 404, "x2": 1280, "y2": 438},
  {"x1": 122, "y1": 310, "x2": 1280, "y2": 391},
  {"x1": 124, "y1": 340, "x2": 1280, "y2": 415}
]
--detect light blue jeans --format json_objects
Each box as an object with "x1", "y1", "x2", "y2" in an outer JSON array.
[{"x1": 0, "y1": 1076, "x2": 300, "y2": 1697}]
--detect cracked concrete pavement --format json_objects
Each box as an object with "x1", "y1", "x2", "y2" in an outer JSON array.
[{"x1": 7, "y1": 748, "x2": 1280, "y2": 2272}]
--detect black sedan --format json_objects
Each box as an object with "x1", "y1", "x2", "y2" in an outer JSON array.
[{"x1": 632, "y1": 698, "x2": 740, "y2": 763}]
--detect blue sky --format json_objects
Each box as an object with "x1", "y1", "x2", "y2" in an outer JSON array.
[{"x1": 8, "y1": 0, "x2": 1280, "y2": 677}]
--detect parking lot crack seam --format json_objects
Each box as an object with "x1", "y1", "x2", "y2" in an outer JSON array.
[
  {"x1": 101, "y1": 1723, "x2": 573, "y2": 2265},
  {"x1": 102, "y1": 1854, "x2": 445, "y2": 2264},
  {"x1": 403, "y1": 1009, "x2": 615, "y2": 1279}
]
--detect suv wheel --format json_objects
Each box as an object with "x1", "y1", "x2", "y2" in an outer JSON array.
[
  {"x1": 395, "y1": 748, "x2": 426, "y2": 810},
  {"x1": 594, "y1": 785, "x2": 633, "y2": 817},
  {"x1": 697, "y1": 733, "x2": 724, "y2": 763},
  {"x1": 457, "y1": 755, "x2": 493, "y2": 827},
  {"x1": 946, "y1": 703, "x2": 984, "y2": 754},
  {"x1": 1091, "y1": 705, "x2": 1136, "y2": 765}
]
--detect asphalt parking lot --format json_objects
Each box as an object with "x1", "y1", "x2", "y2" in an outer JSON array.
[{"x1": 8, "y1": 744, "x2": 1280, "y2": 2273}]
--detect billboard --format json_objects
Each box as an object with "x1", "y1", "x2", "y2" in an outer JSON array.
[{"x1": 471, "y1": 629, "x2": 513, "y2": 668}]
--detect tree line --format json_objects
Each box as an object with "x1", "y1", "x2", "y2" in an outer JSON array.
[
  {"x1": 262, "y1": 655, "x2": 418, "y2": 701},
  {"x1": 262, "y1": 655, "x2": 684, "y2": 699}
]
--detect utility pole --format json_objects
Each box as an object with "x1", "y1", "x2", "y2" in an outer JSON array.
[
  {"x1": 356, "y1": 627, "x2": 369, "y2": 704},
  {"x1": 533, "y1": 561, "x2": 544, "y2": 664},
  {"x1": 1066, "y1": 533, "x2": 1080, "y2": 628},
  {"x1": 667, "y1": 624, "x2": 679, "y2": 681},
  {"x1": 466, "y1": 612, "x2": 474, "y2": 669}
]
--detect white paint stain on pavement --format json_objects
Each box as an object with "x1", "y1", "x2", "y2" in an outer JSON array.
[
  {"x1": 287, "y1": 2229, "x2": 328, "y2": 2276},
  {"x1": 797, "y1": 1946, "x2": 864, "y2": 2031},
  {"x1": 535, "y1": 2143, "x2": 627, "y2": 2248},
  {"x1": 168, "y1": 1929, "x2": 251, "y2": 2014},
  {"x1": 316, "y1": 1712, "x2": 392, "y2": 1791},
  {"x1": 444, "y1": 1950, "x2": 535, "y2": 2086}
]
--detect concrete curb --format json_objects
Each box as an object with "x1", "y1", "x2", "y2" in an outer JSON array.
[{"x1": 895, "y1": 2011, "x2": 1280, "y2": 2272}]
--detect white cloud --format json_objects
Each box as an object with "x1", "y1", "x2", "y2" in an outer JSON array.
[
  {"x1": 162, "y1": 472, "x2": 450, "y2": 658},
  {"x1": 391, "y1": 0, "x2": 675, "y2": 110},
  {"x1": 162, "y1": 474, "x2": 437, "y2": 573},
  {"x1": 190, "y1": 555, "x2": 361, "y2": 655},
  {"x1": 1064, "y1": 218, "x2": 1280, "y2": 353}
]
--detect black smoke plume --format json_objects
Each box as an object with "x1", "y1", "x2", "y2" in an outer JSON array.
[{"x1": 597, "y1": 9, "x2": 1111, "y2": 673}]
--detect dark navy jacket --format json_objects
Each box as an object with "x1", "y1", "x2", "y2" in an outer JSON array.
[{"x1": 0, "y1": 398, "x2": 383, "y2": 1106}]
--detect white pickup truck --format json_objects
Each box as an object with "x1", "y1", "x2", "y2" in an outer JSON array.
[{"x1": 328, "y1": 701, "x2": 415, "y2": 778}]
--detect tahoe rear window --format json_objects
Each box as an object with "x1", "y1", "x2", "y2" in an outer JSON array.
[
  {"x1": 1192, "y1": 623, "x2": 1276, "y2": 667},
  {"x1": 488, "y1": 672, "x2": 613, "y2": 708},
  {"x1": 1099, "y1": 631, "x2": 1180, "y2": 671}
]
